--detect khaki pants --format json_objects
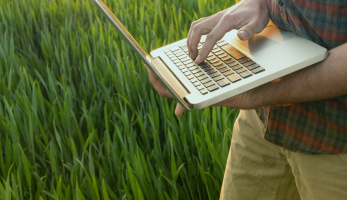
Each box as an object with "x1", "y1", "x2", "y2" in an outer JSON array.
[{"x1": 220, "y1": 109, "x2": 347, "y2": 200}]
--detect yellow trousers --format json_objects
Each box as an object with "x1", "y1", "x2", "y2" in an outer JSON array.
[{"x1": 220, "y1": 109, "x2": 347, "y2": 200}]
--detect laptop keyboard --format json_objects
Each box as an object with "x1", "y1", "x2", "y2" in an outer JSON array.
[{"x1": 163, "y1": 40, "x2": 265, "y2": 95}]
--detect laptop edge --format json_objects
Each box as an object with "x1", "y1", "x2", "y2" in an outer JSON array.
[{"x1": 91, "y1": 0, "x2": 192, "y2": 111}]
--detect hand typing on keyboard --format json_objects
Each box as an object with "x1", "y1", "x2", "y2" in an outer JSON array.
[{"x1": 187, "y1": 0, "x2": 269, "y2": 64}]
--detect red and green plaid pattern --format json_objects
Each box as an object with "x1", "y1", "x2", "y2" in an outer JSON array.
[{"x1": 257, "y1": 0, "x2": 347, "y2": 154}]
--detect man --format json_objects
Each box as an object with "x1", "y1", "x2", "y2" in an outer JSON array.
[{"x1": 146, "y1": 0, "x2": 347, "y2": 199}]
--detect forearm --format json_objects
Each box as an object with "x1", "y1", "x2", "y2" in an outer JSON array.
[{"x1": 253, "y1": 43, "x2": 347, "y2": 107}]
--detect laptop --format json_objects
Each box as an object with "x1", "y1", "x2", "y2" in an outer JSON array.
[{"x1": 92, "y1": 0, "x2": 328, "y2": 111}]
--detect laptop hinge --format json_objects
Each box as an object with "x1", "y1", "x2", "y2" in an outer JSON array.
[{"x1": 151, "y1": 57, "x2": 191, "y2": 110}]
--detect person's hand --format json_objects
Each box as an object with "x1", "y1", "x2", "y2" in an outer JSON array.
[
  {"x1": 145, "y1": 66, "x2": 186, "y2": 116},
  {"x1": 147, "y1": 0, "x2": 269, "y2": 117},
  {"x1": 187, "y1": 0, "x2": 269, "y2": 64}
]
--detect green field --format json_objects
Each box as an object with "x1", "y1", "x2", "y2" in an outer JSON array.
[{"x1": 0, "y1": 0, "x2": 238, "y2": 199}]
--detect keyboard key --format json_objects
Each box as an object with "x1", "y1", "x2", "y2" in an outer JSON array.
[
  {"x1": 243, "y1": 61, "x2": 255, "y2": 67},
  {"x1": 184, "y1": 72, "x2": 191, "y2": 76},
  {"x1": 221, "y1": 44, "x2": 245, "y2": 59},
  {"x1": 209, "y1": 58, "x2": 220, "y2": 64},
  {"x1": 213, "y1": 75, "x2": 224, "y2": 81},
  {"x1": 207, "y1": 84, "x2": 219, "y2": 92},
  {"x1": 193, "y1": 82, "x2": 201, "y2": 86},
  {"x1": 204, "y1": 81, "x2": 215, "y2": 87},
  {"x1": 212, "y1": 61, "x2": 222, "y2": 66},
  {"x1": 200, "y1": 89, "x2": 208, "y2": 95},
  {"x1": 212, "y1": 48, "x2": 222, "y2": 53},
  {"x1": 171, "y1": 57, "x2": 177, "y2": 61},
  {"x1": 237, "y1": 57, "x2": 251, "y2": 64},
  {"x1": 219, "y1": 67, "x2": 230, "y2": 73},
  {"x1": 197, "y1": 85, "x2": 205, "y2": 90},
  {"x1": 231, "y1": 64, "x2": 243, "y2": 70},
  {"x1": 183, "y1": 60, "x2": 193, "y2": 65},
  {"x1": 181, "y1": 68, "x2": 188, "y2": 73},
  {"x1": 178, "y1": 65, "x2": 185, "y2": 70},
  {"x1": 214, "y1": 51, "x2": 224, "y2": 56},
  {"x1": 207, "y1": 55, "x2": 216, "y2": 61},
  {"x1": 170, "y1": 47, "x2": 180, "y2": 52},
  {"x1": 188, "y1": 66, "x2": 199, "y2": 71},
  {"x1": 227, "y1": 74, "x2": 241, "y2": 83},
  {"x1": 205, "y1": 68, "x2": 217, "y2": 74},
  {"x1": 221, "y1": 56, "x2": 232, "y2": 61},
  {"x1": 216, "y1": 41, "x2": 228, "y2": 47},
  {"x1": 199, "y1": 63, "x2": 210, "y2": 68},
  {"x1": 247, "y1": 64, "x2": 260, "y2": 70},
  {"x1": 251, "y1": 66, "x2": 265, "y2": 74},
  {"x1": 216, "y1": 40, "x2": 224, "y2": 44},
  {"x1": 197, "y1": 74, "x2": 208, "y2": 80},
  {"x1": 209, "y1": 72, "x2": 221, "y2": 78},
  {"x1": 181, "y1": 57, "x2": 190, "y2": 62},
  {"x1": 201, "y1": 78, "x2": 212, "y2": 84},
  {"x1": 217, "y1": 53, "x2": 229, "y2": 58},
  {"x1": 174, "y1": 51, "x2": 183, "y2": 56},
  {"x1": 225, "y1": 59, "x2": 236, "y2": 65},
  {"x1": 164, "y1": 49, "x2": 170, "y2": 53},
  {"x1": 177, "y1": 55, "x2": 187, "y2": 59},
  {"x1": 222, "y1": 70, "x2": 234, "y2": 76},
  {"x1": 195, "y1": 71, "x2": 206, "y2": 77},
  {"x1": 186, "y1": 63, "x2": 195, "y2": 68},
  {"x1": 190, "y1": 78, "x2": 198, "y2": 83},
  {"x1": 176, "y1": 52, "x2": 185, "y2": 57},
  {"x1": 202, "y1": 67, "x2": 214, "y2": 72},
  {"x1": 239, "y1": 71, "x2": 252, "y2": 78},
  {"x1": 191, "y1": 69, "x2": 202, "y2": 74},
  {"x1": 215, "y1": 64, "x2": 227, "y2": 70},
  {"x1": 168, "y1": 54, "x2": 175, "y2": 58},
  {"x1": 235, "y1": 68, "x2": 247, "y2": 74},
  {"x1": 173, "y1": 60, "x2": 180, "y2": 64},
  {"x1": 212, "y1": 45, "x2": 219, "y2": 50},
  {"x1": 187, "y1": 74, "x2": 196, "y2": 79},
  {"x1": 217, "y1": 79, "x2": 230, "y2": 87},
  {"x1": 237, "y1": 57, "x2": 250, "y2": 63}
]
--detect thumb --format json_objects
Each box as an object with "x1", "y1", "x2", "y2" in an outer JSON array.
[
  {"x1": 237, "y1": 23, "x2": 257, "y2": 41},
  {"x1": 175, "y1": 103, "x2": 185, "y2": 117}
]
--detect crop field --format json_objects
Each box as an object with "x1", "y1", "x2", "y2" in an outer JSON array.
[{"x1": 0, "y1": 0, "x2": 238, "y2": 199}]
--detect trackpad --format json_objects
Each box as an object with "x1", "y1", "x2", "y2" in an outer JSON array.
[{"x1": 235, "y1": 25, "x2": 295, "y2": 52}]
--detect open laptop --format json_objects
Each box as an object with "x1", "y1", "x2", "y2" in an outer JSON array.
[{"x1": 92, "y1": 0, "x2": 328, "y2": 111}]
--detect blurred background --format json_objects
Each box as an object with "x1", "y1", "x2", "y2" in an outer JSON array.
[{"x1": 0, "y1": 0, "x2": 238, "y2": 199}]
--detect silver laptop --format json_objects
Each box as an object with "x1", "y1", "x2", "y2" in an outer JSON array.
[{"x1": 92, "y1": 0, "x2": 328, "y2": 111}]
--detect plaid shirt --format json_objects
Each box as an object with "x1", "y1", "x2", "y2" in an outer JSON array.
[{"x1": 256, "y1": 0, "x2": 347, "y2": 154}]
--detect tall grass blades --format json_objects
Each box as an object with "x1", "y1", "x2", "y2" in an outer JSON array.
[{"x1": 0, "y1": 0, "x2": 238, "y2": 199}]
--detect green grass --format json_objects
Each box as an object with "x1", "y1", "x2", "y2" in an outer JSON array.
[{"x1": 0, "y1": 0, "x2": 238, "y2": 199}]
